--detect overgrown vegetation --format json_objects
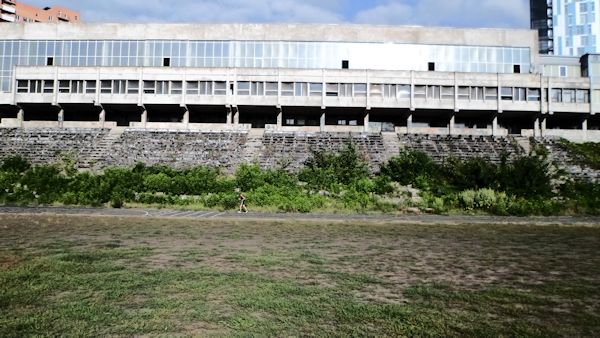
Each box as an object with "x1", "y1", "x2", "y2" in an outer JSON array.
[
  {"x1": 1, "y1": 141, "x2": 599, "y2": 215},
  {"x1": 559, "y1": 139, "x2": 600, "y2": 170}
]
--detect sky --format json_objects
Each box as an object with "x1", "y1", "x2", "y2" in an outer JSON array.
[{"x1": 24, "y1": 0, "x2": 531, "y2": 29}]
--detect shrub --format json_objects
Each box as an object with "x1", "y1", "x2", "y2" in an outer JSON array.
[
  {"x1": 300, "y1": 142, "x2": 370, "y2": 189},
  {"x1": 380, "y1": 150, "x2": 440, "y2": 186},
  {"x1": 0, "y1": 155, "x2": 31, "y2": 173}
]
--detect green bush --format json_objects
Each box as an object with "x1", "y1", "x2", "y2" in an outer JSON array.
[{"x1": 300, "y1": 142, "x2": 370, "y2": 190}]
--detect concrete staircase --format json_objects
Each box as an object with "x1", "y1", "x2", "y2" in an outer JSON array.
[
  {"x1": 81, "y1": 128, "x2": 124, "y2": 170},
  {"x1": 240, "y1": 129, "x2": 265, "y2": 167},
  {"x1": 381, "y1": 132, "x2": 402, "y2": 161}
]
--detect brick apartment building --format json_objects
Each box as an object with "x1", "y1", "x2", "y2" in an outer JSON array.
[{"x1": 1, "y1": 0, "x2": 79, "y2": 23}]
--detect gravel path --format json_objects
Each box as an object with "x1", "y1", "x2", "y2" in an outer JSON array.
[{"x1": 1, "y1": 206, "x2": 599, "y2": 226}]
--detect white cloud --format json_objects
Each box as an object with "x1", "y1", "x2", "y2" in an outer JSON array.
[
  {"x1": 23, "y1": 0, "x2": 529, "y2": 28},
  {"x1": 354, "y1": 0, "x2": 529, "y2": 28}
]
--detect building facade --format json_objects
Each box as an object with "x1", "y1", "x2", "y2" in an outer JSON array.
[
  {"x1": 0, "y1": 0, "x2": 79, "y2": 23},
  {"x1": 0, "y1": 23, "x2": 599, "y2": 141},
  {"x1": 532, "y1": 0, "x2": 599, "y2": 56},
  {"x1": 0, "y1": 0, "x2": 16, "y2": 22}
]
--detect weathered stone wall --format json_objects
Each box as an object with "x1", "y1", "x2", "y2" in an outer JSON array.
[
  {"x1": 0, "y1": 128, "x2": 109, "y2": 166},
  {"x1": 256, "y1": 132, "x2": 388, "y2": 172},
  {"x1": 399, "y1": 134, "x2": 525, "y2": 164},
  {"x1": 0, "y1": 128, "x2": 560, "y2": 176}
]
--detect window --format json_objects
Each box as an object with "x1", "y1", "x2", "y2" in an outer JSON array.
[
  {"x1": 501, "y1": 87, "x2": 513, "y2": 101},
  {"x1": 144, "y1": 80, "x2": 156, "y2": 94},
  {"x1": 281, "y1": 82, "x2": 293, "y2": 96},
  {"x1": 265, "y1": 82, "x2": 278, "y2": 96},
  {"x1": 550, "y1": 88, "x2": 562, "y2": 103},
  {"x1": 59, "y1": 80, "x2": 71, "y2": 93},
  {"x1": 562, "y1": 89, "x2": 575, "y2": 103},
  {"x1": 170, "y1": 81, "x2": 182, "y2": 95},
  {"x1": 199, "y1": 81, "x2": 213, "y2": 95},
  {"x1": 414, "y1": 85, "x2": 426, "y2": 99},
  {"x1": 441, "y1": 86, "x2": 454, "y2": 100},
  {"x1": 163, "y1": 57, "x2": 171, "y2": 67},
  {"x1": 127, "y1": 80, "x2": 139, "y2": 94},
  {"x1": 428, "y1": 62, "x2": 435, "y2": 71},
  {"x1": 559, "y1": 66, "x2": 567, "y2": 77},
  {"x1": 251, "y1": 81, "x2": 264, "y2": 96},
  {"x1": 214, "y1": 81, "x2": 227, "y2": 95},
  {"x1": 484, "y1": 87, "x2": 497, "y2": 100},
  {"x1": 186, "y1": 81, "x2": 199, "y2": 95},
  {"x1": 44, "y1": 80, "x2": 54, "y2": 93},
  {"x1": 309, "y1": 83, "x2": 322, "y2": 97},
  {"x1": 397, "y1": 85, "x2": 410, "y2": 99},
  {"x1": 101, "y1": 80, "x2": 112, "y2": 94},
  {"x1": 237, "y1": 81, "x2": 250, "y2": 95},
  {"x1": 16, "y1": 80, "x2": 28, "y2": 93},
  {"x1": 370, "y1": 84, "x2": 383, "y2": 98},
  {"x1": 458, "y1": 87, "x2": 469, "y2": 100},
  {"x1": 46, "y1": 57, "x2": 54, "y2": 66},
  {"x1": 427, "y1": 85, "x2": 440, "y2": 99},
  {"x1": 527, "y1": 88, "x2": 540, "y2": 101},
  {"x1": 342, "y1": 60, "x2": 349, "y2": 69},
  {"x1": 156, "y1": 81, "x2": 169, "y2": 95},
  {"x1": 326, "y1": 83, "x2": 338, "y2": 97},
  {"x1": 353, "y1": 83, "x2": 367, "y2": 97},
  {"x1": 85, "y1": 80, "x2": 96, "y2": 94},
  {"x1": 576, "y1": 89, "x2": 589, "y2": 103},
  {"x1": 470, "y1": 87, "x2": 484, "y2": 100},
  {"x1": 294, "y1": 82, "x2": 308, "y2": 96},
  {"x1": 513, "y1": 65, "x2": 521, "y2": 73},
  {"x1": 70, "y1": 80, "x2": 84, "y2": 94},
  {"x1": 514, "y1": 87, "x2": 527, "y2": 101}
]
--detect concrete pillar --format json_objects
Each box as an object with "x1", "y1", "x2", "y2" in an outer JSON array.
[
  {"x1": 541, "y1": 116, "x2": 547, "y2": 137},
  {"x1": 406, "y1": 113, "x2": 413, "y2": 134},
  {"x1": 226, "y1": 106, "x2": 233, "y2": 125},
  {"x1": 364, "y1": 110, "x2": 370, "y2": 132},
  {"x1": 17, "y1": 108, "x2": 24, "y2": 128},
  {"x1": 582, "y1": 117, "x2": 588, "y2": 131},
  {"x1": 492, "y1": 114, "x2": 498, "y2": 137},
  {"x1": 182, "y1": 107, "x2": 190, "y2": 128},
  {"x1": 233, "y1": 107, "x2": 239, "y2": 125},
  {"x1": 448, "y1": 112, "x2": 455, "y2": 136},
  {"x1": 141, "y1": 108, "x2": 148, "y2": 128},
  {"x1": 58, "y1": 109, "x2": 64, "y2": 128},
  {"x1": 276, "y1": 107, "x2": 283, "y2": 128},
  {"x1": 533, "y1": 116, "x2": 540, "y2": 138},
  {"x1": 320, "y1": 109, "x2": 326, "y2": 132},
  {"x1": 99, "y1": 109, "x2": 106, "y2": 128}
]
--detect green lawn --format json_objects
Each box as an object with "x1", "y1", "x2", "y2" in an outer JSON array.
[{"x1": 1, "y1": 215, "x2": 599, "y2": 337}]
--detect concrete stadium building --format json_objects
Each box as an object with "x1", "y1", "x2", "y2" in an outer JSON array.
[{"x1": 0, "y1": 23, "x2": 599, "y2": 143}]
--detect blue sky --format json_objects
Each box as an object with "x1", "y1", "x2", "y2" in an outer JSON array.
[{"x1": 24, "y1": 0, "x2": 530, "y2": 29}]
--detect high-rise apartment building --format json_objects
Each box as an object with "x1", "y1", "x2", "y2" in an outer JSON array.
[
  {"x1": 0, "y1": 0, "x2": 17, "y2": 22},
  {"x1": 0, "y1": 0, "x2": 79, "y2": 23},
  {"x1": 531, "y1": 0, "x2": 599, "y2": 56}
]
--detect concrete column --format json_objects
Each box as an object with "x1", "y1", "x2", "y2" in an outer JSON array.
[
  {"x1": 17, "y1": 108, "x2": 24, "y2": 128},
  {"x1": 533, "y1": 116, "x2": 540, "y2": 138},
  {"x1": 182, "y1": 107, "x2": 190, "y2": 128},
  {"x1": 141, "y1": 108, "x2": 148, "y2": 128},
  {"x1": 233, "y1": 107, "x2": 239, "y2": 125},
  {"x1": 582, "y1": 117, "x2": 589, "y2": 142},
  {"x1": 99, "y1": 109, "x2": 106, "y2": 128},
  {"x1": 320, "y1": 109, "x2": 326, "y2": 132},
  {"x1": 406, "y1": 113, "x2": 413, "y2": 134},
  {"x1": 226, "y1": 106, "x2": 233, "y2": 125},
  {"x1": 58, "y1": 109, "x2": 64, "y2": 128},
  {"x1": 492, "y1": 114, "x2": 498, "y2": 137},
  {"x1": 276, "y1": 107, "x2": 283, "y2": 128},
  {"x1": 448, "y1": 112, "x2": 455, "y2": 136},
  {"x1": 541, "y1": 116, "x2": 547, "y2": 137},
  {"x1": 363, "y1": 110, "x2": 370, "y2": 132}
]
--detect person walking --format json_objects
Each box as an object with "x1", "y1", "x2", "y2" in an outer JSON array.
[{"x1": 238, "y1": 192, "x2": 248, "y2": 213}]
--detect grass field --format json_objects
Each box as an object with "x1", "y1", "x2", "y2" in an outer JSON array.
[{"x1": 1, "y1": 214, "x2": 599, "y2": 337}]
